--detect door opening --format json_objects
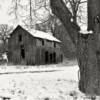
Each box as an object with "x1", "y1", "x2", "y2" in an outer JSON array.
[
  {"x1": 50, "y1": 53, "x2": 52, "y2": 63},
  {"x1": 20, "y1": 45, "x2": 25, "y2": 59},
  {"x1": 45, "y1": 51, "x2": 49, "y2": 63},
  {"x1": 53, "y1": 52, "x2": 56, "y2": 63}
]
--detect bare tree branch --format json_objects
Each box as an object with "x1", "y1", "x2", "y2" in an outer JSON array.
[{"x1": 50, "y1": 0, "x2": 80, "y2": 45}]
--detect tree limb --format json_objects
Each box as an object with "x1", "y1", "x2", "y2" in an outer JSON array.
[{"x1": 50, "y1": 0, "x2": 80, "y2": 45}]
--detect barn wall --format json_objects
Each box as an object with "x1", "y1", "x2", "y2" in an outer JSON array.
[
  {"x1": 25, "y1": 45, "x2": 36, "y2": 65},
  {"x1": 8, "y1": 29, "x2": 21, "y2": 64},
  {"x1": 35, "y1": 45, "x2": 62, "y2": 65},
  {"x1": 8, "y1": 26, "x2": 36, "y2": 65}
]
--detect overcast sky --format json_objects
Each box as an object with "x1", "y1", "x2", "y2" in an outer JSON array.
[
  {"x1": 0, "y1": 0, "x2": 12, "y2": 24},
  {"x1": 0, "y1": 0, "x2": 87, "y2": 31},
  {"x1": 0, "y1": 0, "x2": 50, "y2": 26}
]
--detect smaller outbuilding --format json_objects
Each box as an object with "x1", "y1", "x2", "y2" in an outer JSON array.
[{"x1": 7, "y1": 25, "x2": 63, "y2": 65}]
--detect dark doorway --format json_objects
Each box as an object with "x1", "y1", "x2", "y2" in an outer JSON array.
[
  {"x1": 50, "y1": 53, "x2": 53, "y2": 63},
  {"x1": 61, "y1": 54, "x2": 63, "y2": 62},
  {"x1": 53, "y1": 52, "x2": 56, "y2": 63},
  {"x1": 45, "y1": 51, "x2": 49, "y2": 63},
  {"x1": 20, "y1": 45, "x2": 25, "y2": 59}
]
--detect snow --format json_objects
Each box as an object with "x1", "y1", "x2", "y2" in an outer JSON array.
[
  {"x1": 80, "y1": 25, "x2": 93, "y2": 34},
  {"x1": 70, "y1": 18, "x2": 73, "y2": 22},
  {"x1": 15, "y1": 25, "x2": 61, "y2": 43},
  {"x1": 0, "y1": 65, "x2": 78, "y2": 81},
  {"x1": 80, "y1": 30, "x2": 93, "y2": 34},
  {"x1": 0, "y1": 64, "x2": 98, "y2": 100},
  {"x1": 28, "y1": 29, "x2": 61, "y2": 42}
]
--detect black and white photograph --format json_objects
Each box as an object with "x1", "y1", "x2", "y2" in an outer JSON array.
[{"x1": 0, "y1": 0, "x2": 100, "y2": 100}]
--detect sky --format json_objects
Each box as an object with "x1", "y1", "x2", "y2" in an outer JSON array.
[
  {"x1": 0, "y1": 0, "x2": 12, "y2": 24},
  {"x1": 0, "y1": 0, "x2": 50, "y2": 27},
  {"x1": 0, "y1": 0, "x2": 87, "y2": 31}
]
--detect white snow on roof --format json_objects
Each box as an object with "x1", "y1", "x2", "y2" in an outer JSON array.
[
  {"x1": 14, "y1": 25, "x2": 61, "y2": 42},
  {"x1": 16, "y1": 25, "x2": 61, "y2": 42},
  {"x1": 28, "y1": 29, "x2": 61, "y2": 42}
]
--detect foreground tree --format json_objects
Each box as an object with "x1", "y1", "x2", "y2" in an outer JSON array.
[{"x1": 50, "y1": 0, "x2": 100, "y2": 96}]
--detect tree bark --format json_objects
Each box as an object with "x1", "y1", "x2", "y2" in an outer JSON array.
[
  {"x1": 50, "y1": 0, "x2": 79, "y2": 45},
  {"x1": 88, "y1": 0, "x2": 100, "y2": 31},
  {"x1": 50, "y1": 0, "x2": 100, "y2": 95},
  {"x1": 77, "y1": 33, "x2": 100, "y2": 95}
]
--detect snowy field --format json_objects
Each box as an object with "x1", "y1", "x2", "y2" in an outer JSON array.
[{"x1": 0, "y1": 63, "x2": 98, "y2": 100}]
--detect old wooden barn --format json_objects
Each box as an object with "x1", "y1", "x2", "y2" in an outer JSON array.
[{"x1": 7, "y1": 25, "x2": 63, "y2": 65}]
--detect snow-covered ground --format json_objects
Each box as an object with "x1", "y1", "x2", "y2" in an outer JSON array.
[{"x1": 0, "y1": 63, "x2": 98, "y2": 100}]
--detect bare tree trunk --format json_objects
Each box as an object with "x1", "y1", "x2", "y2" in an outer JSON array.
[
  {"x1": 50, "y1": 0, "x2": 100, "y2": 95},
  {"x1": 50, "y1": 0, "x2": 79, "y2": 45},
  {"x1": 77, "y1": 33, "x2": 100, "y2": 95},
  {"x1": 88, "y1": 0, "x2": 100, "y2": 31}
]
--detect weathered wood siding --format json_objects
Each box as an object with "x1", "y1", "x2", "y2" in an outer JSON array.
[
  {"x1": 8, "y1": 26, "x2": 36, "y2": 65},
  {"x1": 8, "y1": 26, "x2": 63, "y2": 65}
]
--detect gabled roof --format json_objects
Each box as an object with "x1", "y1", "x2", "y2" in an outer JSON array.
[
  {"x1": 13, "y1": 25, "x2": 61, "y2": 43},
  {"x1": 28, "y1": 29, "x2": 61, "y2": 42}
]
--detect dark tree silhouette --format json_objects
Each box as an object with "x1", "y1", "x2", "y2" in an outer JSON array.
[
  {"x1": 0, "y1": 24, "x2": 13, "y2": 52},
  {"x1": 50, "y1": 0, "x2": 100, "y2": 96}
]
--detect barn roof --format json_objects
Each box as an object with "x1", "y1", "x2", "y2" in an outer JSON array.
[
  {"x1": 28, "y1": 29, "x2": 61, "y2": 42},
  {"x1": 14, "y1": 25, "x2": 61, "y2": 43}
]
